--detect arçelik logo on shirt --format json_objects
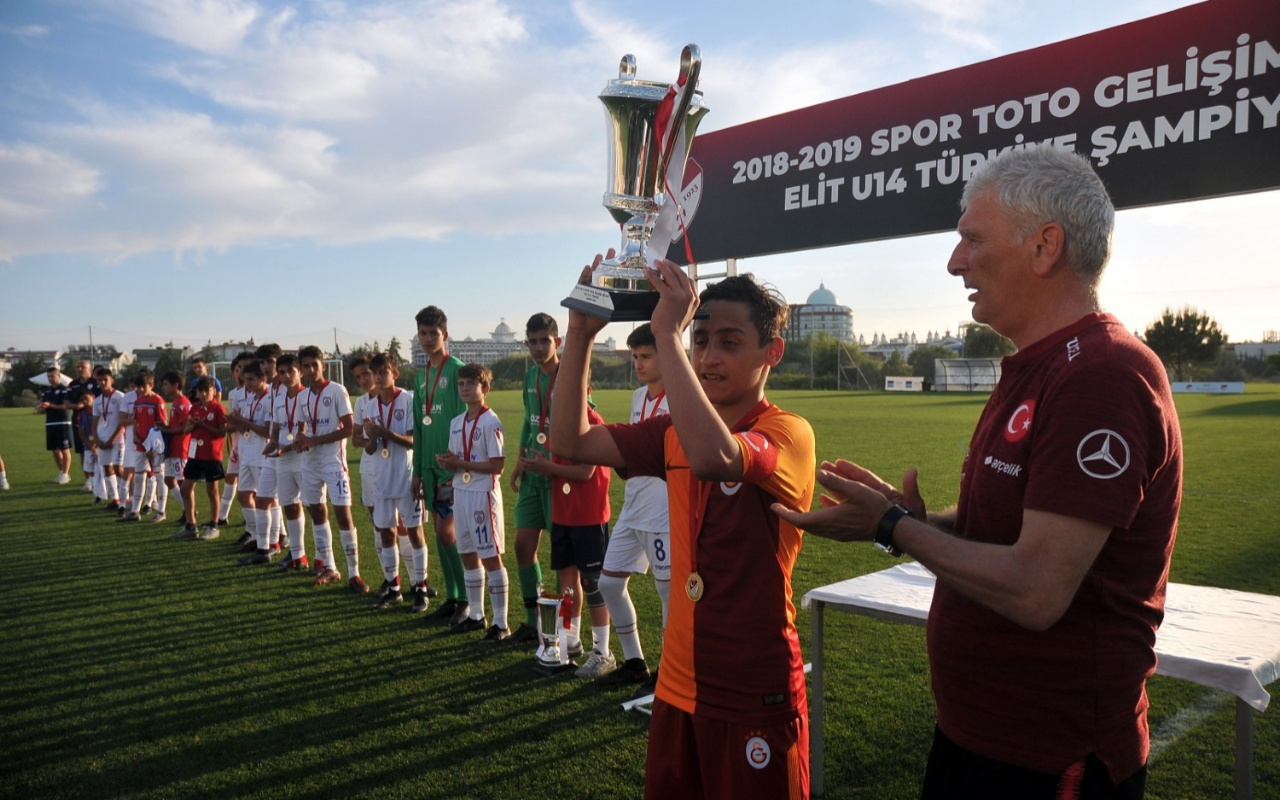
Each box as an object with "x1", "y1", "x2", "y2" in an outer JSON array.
[{"x1": 983, "y1": 454, "x2": 1023, "y2": 478}]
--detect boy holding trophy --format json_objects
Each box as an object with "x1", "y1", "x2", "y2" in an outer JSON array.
[{"x1": 552, "y1": 256, "x2": 815, "y2": 799}]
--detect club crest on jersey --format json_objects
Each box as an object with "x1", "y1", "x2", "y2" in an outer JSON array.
[
  {"x1": 745, "y1": 735, "x2": 771, "y2": 770},
  {"x1": 474, "y1": 510, "x2": 484, "y2": 525},
  {"x1": 1004, "y1": 401, "x2": 1035, "y2": 443},
  {"x1": 323, "y1": 396, "x2": 333, "y2": 407}
]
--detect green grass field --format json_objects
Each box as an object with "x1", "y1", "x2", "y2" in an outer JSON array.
[{"x1": 1, "y1": 387, "x2": 1277, "y2": 799}]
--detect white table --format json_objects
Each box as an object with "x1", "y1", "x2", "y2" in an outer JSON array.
[{"x1": 803, "y1": 563, "x2": 1280, "y2": 799}]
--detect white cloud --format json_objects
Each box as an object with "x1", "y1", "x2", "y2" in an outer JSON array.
[
  {"x1": 115, "y1": 0, "x2": 260, "y2": 55},
  {"x1": 0, "y1": 23, "x2": 51, "y2": 39}
]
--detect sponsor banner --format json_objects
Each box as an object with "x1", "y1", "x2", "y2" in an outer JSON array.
[
  {"x1": 676, "y1": 0, "x2": 1280, "y2": 264},
  {"x1": 1170, "y1": 381, "x2": 1246, "y2": 393}
]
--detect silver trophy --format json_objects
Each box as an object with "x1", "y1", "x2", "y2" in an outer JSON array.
[
  {"x1": 534, "y1": 590, "x2": 578, "y2": 675},
  {"x1": 563, "y1": 45, "x2": 709, "y2": 322}
]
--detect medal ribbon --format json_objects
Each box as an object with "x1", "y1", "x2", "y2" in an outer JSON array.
[
  {"x1": 309, "y1": 379, "x2": 328, "y2": 437},
  {"x1": 686, "y1": 398, "x2": 771, "y2": 579},
  {"x1": 461, "y1": 405, "x2": 489, "y2": 464},
  {"x1": 536, "y1": 366, "x2": 558, "y2": 446},
  {"x1": 377, "y1": 388, "x2": 400, "y2": 450},
  {"x1": 423, "y1": 354, "x2": 449, "y2": 423},
  {"x1": 283, "y1": 389, "x2": 299, "y2": 438},
  {"x1": 247, "y1": 389, "x2": 266, "y2": 433},
  {"x1": 640, "y1": 390, "x2": 666, "y2": 422}
]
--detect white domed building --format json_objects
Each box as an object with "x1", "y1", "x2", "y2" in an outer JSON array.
[{"x1": 785, "y1": 283, "x2": 854, "y2": 343}]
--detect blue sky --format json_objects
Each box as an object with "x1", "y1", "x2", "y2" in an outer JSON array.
[{"x1": 1, "y1": 0, "x2": 1277, "y2": 356}]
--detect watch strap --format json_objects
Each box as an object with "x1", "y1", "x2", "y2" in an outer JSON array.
[{"x1": 874, "y1": 504, "x2": 912, "y2": 556}]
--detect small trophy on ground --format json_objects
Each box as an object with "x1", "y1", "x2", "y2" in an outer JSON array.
[
  {"x1": 534, "y1": 589, "x2": 578, "y2": 675},
  {"x1": 562, "y1": 45, "x2": 709, "y2": 322}
]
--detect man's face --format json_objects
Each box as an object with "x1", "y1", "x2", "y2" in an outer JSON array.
[
  {"x1": 418, "y1": 324, "x2": 446, "y2": 357},
  {"x1": 690, "y1": 301, "x2": 776, "y2": 409},
  {"x1": 353, "y1": 364, "x2": 374, "y2": 392},
  {"x1": 300, "y1": 357, "x2": 324, "y2": 387},
  {"x1": 525, "y1": 330, "x2": 559, "y2": 367},
  {"x1": 78, "y1": 360, "x2": 92, "y2": 379},
  {"x1": 279, "y1": 364, "x2": 302, "y2": 389},
  {"x1": 948, "y1": 188, "x2": 1033, "y2": 336},
  {"x1": 193, "y1": 361, "x2": 208, "y2": 377},
  {"x1": 47, "y1": 369, "x2": 60, "y2": 385},
  {"x1": 631, "y1": 346, "x2": 659, "y2": 386},
  {"x1": 372, "y1": 366, "x2": 397, "y2": 391}
]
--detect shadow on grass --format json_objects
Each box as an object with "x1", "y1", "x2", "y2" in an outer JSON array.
[{"x1": 1199, "y1": 399, "x2": 1280, "y2": 417}]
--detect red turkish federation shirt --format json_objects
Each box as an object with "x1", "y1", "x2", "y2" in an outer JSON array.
[
  {"x1": 551, "y1": 406, "x2": 611, "y2": 526},
  {"x1": 188, "y1": 401, "x2": 227, "y2": 461},
  {"x1": 930, "y1": 313, "x2": 1181, "y2": 783}
]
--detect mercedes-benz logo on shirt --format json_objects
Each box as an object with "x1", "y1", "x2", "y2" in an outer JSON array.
[{"x1": 1075, "y1": 429, "x2": 1131, "y2": 479}]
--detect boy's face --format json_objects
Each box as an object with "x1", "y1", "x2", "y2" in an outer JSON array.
[
  {"x1": 353, "y1": 364, "x2": 374, "y2": 391},
  {"x1": 243, "y1": 373, "x2": 262, "y2": 394},
  {"x1": 138, "y1": 380, "x2": 154, "y2": 396},
  {"x1": 259, "y1": 358, "x2": 277, "y2": 381},
  {"x1": 690, "y1": 300, "x2": 782, "y2": 409},
  {"x1": 525, "y1": 329, "x2": 560, "y2": 367},
  {"x1": 457, "y1": 376, "x2": 487, "y2": 404},
  {"x1": 199, "y1": 385, "x2": 216, "y2": 403},
  {"x1": 99, "y1": 374, "x2": 113, "y2": 391},
  {"x1": 372, "y1": 366, "x2": 397, "y2": 391},
  {"x1": 279, "y1": 364, "x2": 302, "y2": 389},
  {"x1": 631, "y1": 345, "x2": 660, "y2": 386},
  {"x1": 417, "y1": 324, "x2": 446, "y2": 357},
  {"x1": 162, "y1": 381, "x2": 177, "y2": 400},
  {"x1": 193, "y1": 361, "x2": 207, "y2": 376},
  {"x1": 300, "y1": 357, "x2": 324, "y2": 387}
]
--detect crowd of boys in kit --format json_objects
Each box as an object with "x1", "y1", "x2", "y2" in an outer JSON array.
[{"x1": 48, "y1": 309, "x2": 673, "y2": 694}]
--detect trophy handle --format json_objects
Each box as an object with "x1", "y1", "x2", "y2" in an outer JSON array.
[
  {"x1": 619, "y1": 54, "x2": 636, "y2": 78},
  {"x1": 656, "y1": 45, "x2": 702, "y2": 185}
]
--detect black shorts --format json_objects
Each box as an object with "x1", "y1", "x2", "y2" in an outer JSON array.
[
  {"x1": 184, "y1": 458, "x2": 226, "y2": 483},
  {"x1": 46, "y1": 424, "x2": 73, "y2": 452},
  {"x1": 72, "y1": 424, "x2": 86, "y2": 454},
  {"x1": 549, "y1": 523, "x2": 609, "y2": 576}
]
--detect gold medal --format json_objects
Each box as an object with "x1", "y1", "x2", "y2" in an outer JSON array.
[
  {"x1": 685, "y1": 571, "x2": 704, "y2": 602},
  {"x1": 380, "y1": 448, "x2": 390, "y2": 459},
  {"x1": 423, "y1": 416, "x2": 433, "y2": 427},
  {"x1": 561, "y1": 482, "x2": 571, "y2": 495},
  {"x1": 242, "y1": 432, "x2": 250, "y2": 440},
  {"x1": 285, "y1": 433, "x2": 294, "y2": 442},
  {"x1": 196, "y1": 439, "x2": 204, "y2": 447},
  {"x1": 462, "y1": 471, "x2": 472, "y2": 484},
  {"x1": 536, "y1": 432, "x2": 547, "y2": 445}
]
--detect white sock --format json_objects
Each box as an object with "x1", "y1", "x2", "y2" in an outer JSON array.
[
  {"x1": 600, "y1": 574, "x2": 643, "y2": 661},
  {"x1": 314, "y1": 522, "x2": 334, "y2": 572},
  {"x1": 411, "y1": 545, "x2": 427, "y2": 587},
  {"x1": 340, "y1": 528, "x2": 359, "y2": 577},
  {"x1": 172, "y1": 485, "x2": 185, "y2": 511},
  {"x1": 655, "y1": 577, "x2": 671, "y2": 627},
  {"x1": 244, "y1": 503, "x2": 258, "y2": 541},
  {"x1": 489, "y1": 568, "x2": 509, "y2": 630},
  {"x1": 270, "y1": 505, "x2": 283, "y2": 546},
  {"x1": 464, "y1": 567, "x2": 486, "y2": 620},
  {"x1": 379, "y1": 539, "x2": 400, "y2": 584},
  {"x1": 145, "y1": 474, "x2": 157, "y2": 507},
  {"x1": 218, "y1": 482, "x2": 235, "y2": 521},
  {"x1": 592, "y1": 624, "x2": 611, "y2": 657},
  {"x1": 156, "y1": 480, "x2": 168, "y2": 514},
  {"x1": 95, "y1": 470, "x2": 108, "y2": 500},
  {"x1": 130, "y1": 474, "x2": 145, "y2": 514},
  {"x1": 569, "y1": 616, "x2": 582, "y2": 650},
  {"x1": 398, "y1": 536, "x2": 413, "y2": 582},
  {"x1": 286, "y1": 516, "x2": 306, "y2": 558},
  {"x1": 115, "y1": 475, "x2": 127, "y2": 503},
  {"x1": 254, "y1": 508, "x2": 271, "y2": 549}
]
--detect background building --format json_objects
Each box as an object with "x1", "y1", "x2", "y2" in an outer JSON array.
[{"x1": 785, "y1": 283, "x2": 854, "y2": 343}]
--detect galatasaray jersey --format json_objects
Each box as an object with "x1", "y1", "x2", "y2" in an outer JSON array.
[
  {"x1": 370, "y1": 388, "x2": 414, "y2": 500},
  {"x1": 608, "y1": 400, "x2": 815, "y2": 725},
  {"x1": 447, "y1": 406, "x2": 504, "y2": 495},
  {"x1": 299, "y1": 379, "x2": 353, "y2": 472}
]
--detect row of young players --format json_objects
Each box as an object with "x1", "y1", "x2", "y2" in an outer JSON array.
[{"x1": 80, "y1": 320, "x2": 672, "y2": 690}]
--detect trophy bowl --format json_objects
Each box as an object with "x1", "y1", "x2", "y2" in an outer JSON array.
[{"x1": 563, "y1": 45, "x2": 709, "y2": 322}]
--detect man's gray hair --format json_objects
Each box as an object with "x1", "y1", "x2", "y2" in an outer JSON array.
[{"x1": 962, "y1": 146, "x2": 1115, "y2": 281}]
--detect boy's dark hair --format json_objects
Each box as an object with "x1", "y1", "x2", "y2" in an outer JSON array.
[
  {"x1": 458, "y1": 363, "x2": 492, "y2": 388},
  {"x1": 298, "y1": 345, "x2": 324, "y2": 362},
  {"x1": 194, "y1": 376, "x2": 214, "y2": 394},
  {"x1": 626, "y1": 323, "x2": 656, "y2": 350},
  {"x1": 133, "y1": 369, "x2": 154, "y2": 387},
  {"x1": 368, "y1": 352, "x2": 400, "y2": 374},
  {"x1": 277, "y1": 354, "x2": 299, "y2": 372},
  {"x1": 254, "y1": 343, "x2": 283, "y2": 361},
  {"x1": 191, "y1": 355, "x2": 206, "y2": 364},
  {"x1": 349, "y1": 353, "x2": 370, "y2": 371},
  {"x1": 93, "y1": 367, "x2": 111, "y2": 379},
  {"x1": 699, "y1": 275, "x2": 788, "y2": 345},
  {"x1": 161, "y1": 371, "x2": 182, "y2": 388},
  {"x1": 231, "y1": 351, "x2": 255, "y2": 367},
  {"x1": 526, "y1": 312, "x2": 558, "y2": 338},
  {"x1": 241, "y1": 361, "x2": 264, "y2": 379},
  {"x1": 415, "y1": 306, "x2": 448, "y2": 332}
]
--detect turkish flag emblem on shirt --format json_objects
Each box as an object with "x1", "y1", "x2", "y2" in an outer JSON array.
[{"x1": 1004, "y1": 400, "x2": 1035, "y2": 443}]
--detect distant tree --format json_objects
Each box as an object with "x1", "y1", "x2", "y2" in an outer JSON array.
[
  {"x1": 963, "y1": 324, "x2": 1017, "y2": 358},
  {"x1": 153, "y1": 342, "x2": 186, "y2": 379},
  {"x1": 387, "y1": 337, "x2": 406, "y2": 369},
  {"x1": 908, "y1": 344, "x2": 958, "y2": 386},
  {"x1": 1143, "y1": 307, "x2": 1226, "y2": 381},
  {"x1": 1269, "y1": 353, "x2": 1280, "y2": 373},
  {"x1": 2, "y1": 352, "x2": 49, "y2": 407},
  {"x1": 198, "y1": 341, "x2": 217, "y2": 364},
  {"x1": 883, "y1": 350, "x2": 907, "y2": 380}
]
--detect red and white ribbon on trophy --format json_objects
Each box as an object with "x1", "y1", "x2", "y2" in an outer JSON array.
[{"x1": 648, "y1": 70, "x2": 697, "y2": 268}]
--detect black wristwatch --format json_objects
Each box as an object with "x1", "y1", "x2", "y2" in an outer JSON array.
[{"x1": 874, "y1": 504, "x2": 913, "y2": 557}]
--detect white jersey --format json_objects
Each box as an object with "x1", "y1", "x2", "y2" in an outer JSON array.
[
  {"x1": 94, "y1": 388, "x2": 124, "y2": 442},
  {"x1": 615, "y1": 386, "x2": 670, "y2": 531},
  {"x1": 227, "y1": 385, "x2": 246, "y2": 419},
  {"x1": 272, "y1": 386, "x2": 306, "y2": 470},
  {"x1": 447, "y1": 406, "x2": 504, "y2": 495},
  {"x1": 239, "y1": 388, "x2": 271, "y2": 468},
  {"x1": 371, "y1": 388, "x2": 414, "y2": 499},
  {"x1": 117, "y1": 389, "x2": 138, "y2": 431},
  {"x1": 353, "y1": 391, "x2": 380, "y2": 479},
  {"x1": 298, "y1": 379, "x2": 352, "y2": 473}
]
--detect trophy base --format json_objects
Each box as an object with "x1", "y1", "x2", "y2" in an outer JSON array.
[
  {"x1": 562, "y1": 284, "x2": 659, "y2": 322},
  {"x1": 533, "y1": 659, "x2": 579, "y2": 676}
]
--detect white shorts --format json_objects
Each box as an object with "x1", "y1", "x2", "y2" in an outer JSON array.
[
  {"x1": 101, "y1": 439, "x2": 126, "y2": 468},
  {"x1": 226, "y1": 435, "x2": 241, "y2": 476},
  {"x1": 302, "y1": 464, "x2": 352, "y2": 507},
  {"x1": 360, "y1": 459, "x2": 376, "y2": 507},
  {"x1": 166, "y1": 456, "x2": 187, "y2": 479},
  {"x1": 256, "y1": 459, "x2": 278, "y2": 499},
  {"x1": 130, "y1": 446, "x2": 162, "y2": 474},
  {"x1": 275, "y1": 464, "x2": 303, "y2": 507},
  {"x1": 239, "y1": 464, "x2": 262, "y2": 493},
  {"x1": 83, "y1": 449, "x2": 97, "y2": 472},
  {"x1": 373, "y1": 495, "x2": 423, "y2": 530},
  {"x1": 453, "y1": 487, "x2": 504, "y2": 560},
  {"x1": 603, "y1": 525, "x2": 671, "y2": 580}
]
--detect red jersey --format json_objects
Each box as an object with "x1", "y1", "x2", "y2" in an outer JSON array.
[
  {"x1": 930, "y1": 313, "x2": 1181, "y2": 782},
  {"x1": 168, "y1": 395, "x2": 192, "y2": 458},
  {"x1": 609, "y1": 400, "x2": 816, "y2": 725},
  {"x1": 188, "y1": 401, "x2": 227, "y2": 461},
  {"x1": 552, "y1": 407, "x2": 611, "y2": 526},
  {"x1": 131, "y1": 393, "x2": 167, "y2": 452}
]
